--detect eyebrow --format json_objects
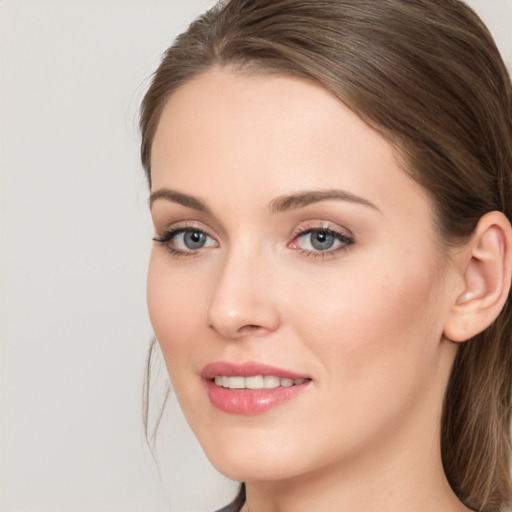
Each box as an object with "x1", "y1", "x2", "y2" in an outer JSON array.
[
  {"x1": 149, "y1": 188, "x2": 211, "y2": 213},
  {"x1": 269, "y1": 189, "x2": 380, "y2": 214},
  {"x1": 149, "y1": 187, "x2": 379, "y2": 215}
]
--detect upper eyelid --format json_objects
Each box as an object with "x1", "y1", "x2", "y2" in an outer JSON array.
[
  {"x1": 153, "y1": 216, "x2": 229, "y2": 241},
  {"x1": 154, "y1": 220, "x2": 355, "y2": 247},
  {"x1": 155, "y1": 220, "x2": 213, "y2": 236},
  {"x1": 292, "y1": 227, "x2": 354, "y2": 246},
  {"x1": 296, "y1": 228, "x2": 353, "y2": 241},
  {"x1": 292, "y1": 221, "x2": 354, "y2": 239}
]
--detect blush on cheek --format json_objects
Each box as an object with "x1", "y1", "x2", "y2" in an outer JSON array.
[
  {"x1": 312, "y1": 260, "x2": 439, "y2": 361},
  {"x1": 147, "y1": 262, "x2": 207, "y2": 353},
  {"x1": 147, "y1": 268, "x2": 181, "y2": 348}
]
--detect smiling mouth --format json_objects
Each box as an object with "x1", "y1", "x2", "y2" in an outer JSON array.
[
  {"x1": 213, "y1": 375, "x2": 309, "y2": 390},
  {"x1": 203, "y1": 363, "x2": 312, "y2": 414}
]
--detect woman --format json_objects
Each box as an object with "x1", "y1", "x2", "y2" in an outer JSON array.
[{"x1": 141, "y1": 1, "x2": 512, "y2": 511}]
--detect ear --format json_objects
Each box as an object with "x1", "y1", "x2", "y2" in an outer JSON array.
[{"x1": 444, "y1": 211, "x2": 512, "y2": 343}]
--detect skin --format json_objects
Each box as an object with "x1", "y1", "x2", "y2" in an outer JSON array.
[{"x1": 147, "y1": 68, "x2": 473, "y2": 512}]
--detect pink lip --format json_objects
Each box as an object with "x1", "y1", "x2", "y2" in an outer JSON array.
[
  {"x1": 201, "y1": 361, "x2": 311, "y2": 415},
  {"x1": 200, "y1": 361, "x2": 310, "y2": 380}
]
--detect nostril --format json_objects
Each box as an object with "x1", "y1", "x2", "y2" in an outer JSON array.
[
  {"x1": 239, "y1": 324, "x2": 265, "y2": 334},
  {"x1": 209, "y1": 322, "x2": 267, "y2": 338}
]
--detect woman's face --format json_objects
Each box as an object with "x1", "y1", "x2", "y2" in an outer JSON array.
[{"x1": 147, "y1": 69, "x2": 460, "y2": 483}]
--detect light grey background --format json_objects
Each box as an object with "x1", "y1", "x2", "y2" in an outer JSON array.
[{"x1": 0, "y1": 1, "x2": 511, "y2": 511}]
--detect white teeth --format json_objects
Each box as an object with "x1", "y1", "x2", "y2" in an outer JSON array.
[
  {"x1": 245, "y1": 375, "x2": 264, "y2": 389},
  {"x1": 263, "y1": 375, "x2": 280, "y2": 388},
  {"x1": 214, "y1": 375, "x2": 308, "y2": 390},
  {"x1": 229, "y1": 376, "x2": 245, "y2": 389}
]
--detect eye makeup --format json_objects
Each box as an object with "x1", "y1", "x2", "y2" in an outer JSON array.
[{"x1": 153, "y1": 220, "x2": 355, "y2": 260}]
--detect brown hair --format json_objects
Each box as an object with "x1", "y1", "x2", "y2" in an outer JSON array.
[{"x1": 140, "y1": 1, "x2": 512, "y2": 510}]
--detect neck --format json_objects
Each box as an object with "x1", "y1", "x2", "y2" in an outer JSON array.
[
  {"x1": 245, "y1": 458, "x2": 469, "y2": 512},
  {"x1": 243, "y1": 409, "x2": 471, "y2": 512}
]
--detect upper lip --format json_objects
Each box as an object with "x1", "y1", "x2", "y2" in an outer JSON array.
[{"x1": 200, "y1": 361, "x2": 310, "y2": 381}]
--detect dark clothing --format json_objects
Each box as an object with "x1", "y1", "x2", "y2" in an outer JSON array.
[{"x1": 215, "y1": 484, "x2": 246, "y2": 512}]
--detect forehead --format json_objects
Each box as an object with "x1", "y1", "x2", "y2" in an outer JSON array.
[{"x1": 150, "y1": 68, "x2": 431, "y2": 223}]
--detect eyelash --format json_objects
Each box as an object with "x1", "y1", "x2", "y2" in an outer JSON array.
[
  {"x1": 152, "y1": 224, "x2": 216, "y2": 258},
  {"x1": 290, "y1": 224, "x2": 354, "y2": 259},
  {"x1": 152, "y1": 223, "x2": 354, "y2": 259}
]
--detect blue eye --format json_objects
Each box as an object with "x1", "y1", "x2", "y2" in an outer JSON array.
[
  {"x1": 293, "y1": 227, "x2": 353, "y2": 254},
  {"x1": 308, "y1": 231, "x2": 336, "y2": 250},
  {"x1": 153, "y1": 228, "x2": 217, "y2": 254},
  {"x1": 180, "y1": 231, "x2": 209, "y2": 250}
]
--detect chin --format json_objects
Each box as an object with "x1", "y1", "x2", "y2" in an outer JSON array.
[
  {"x1": 194, "y1": 424, "x2": 319, "y2": 483},
  {"x1": 208, "y1": 453, "x2": 302, "y2": 483}
]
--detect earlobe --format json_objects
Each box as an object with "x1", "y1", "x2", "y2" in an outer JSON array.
[{"x1": 444, "y1": 211, "x2": 512, "y2": 343}]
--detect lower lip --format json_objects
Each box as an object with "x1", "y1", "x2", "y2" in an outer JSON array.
[{"x1": 205, "y1": 379, "x2": 310, "y2": 415}]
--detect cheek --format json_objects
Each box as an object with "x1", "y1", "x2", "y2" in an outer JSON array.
[
  {"x1": 275, "y1": 257, "x2": 448, "y2": 463},
  {"x1": 289, "y1": 252, "x2": 445, "y2": 383},
  {"x1": 146, "y1": 254, "x2": 207, "y2": 370}
]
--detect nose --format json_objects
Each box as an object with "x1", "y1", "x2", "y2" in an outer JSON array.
[{"x1": 207, "y1": 249, "x2": 281, "y2": 339}]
